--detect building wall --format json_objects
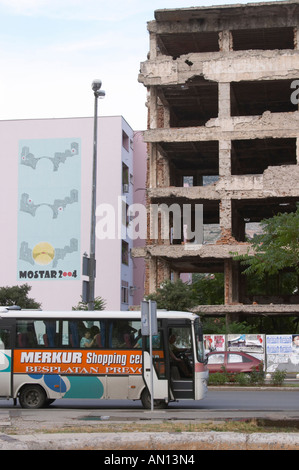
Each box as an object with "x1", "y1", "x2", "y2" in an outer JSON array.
[{"x1": 0, "y1": 116, "x2": 146, "y2": 311}]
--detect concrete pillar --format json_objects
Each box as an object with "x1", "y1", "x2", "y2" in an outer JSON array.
[
  {"x1": 149, "y1": 87, "x2": 158, "y2": 130},
  {"x1": 219, "y1": 140, "x2": 231, "y2": 177},
  {"x1": 224, "y1": 259, "x2": 232, "y2": 305},
  {"x1": 149, "y1": 32, "x2": 157, "y2": 59},
  {"x1": 218, "y1": 82, "x2": 231, "y2": 119},
  {"x1": 218, "y1": 30, "x2": 231, "y2": 52},
  {"x1": 224, "y1": 259, "x2": 240, "y2": 327},
  {"x1": 157, "y1": 258, "x2": 171, "y2": 286},
  {"x1": 219, "y1": 199, "x2": 232, "y2": 237},
  {"x1": 224, "y1": 259, "x2": 240, "y2": 304},
  {"x1": 295, "y1": 27, "x2": 299, "y2": 51},
  {"x1": 147, "y1": 256, "x2": 157, "y2": 294},
  {"x1": 163, "y1": 104, "x2": 170, "y2": 128},
  {"x1": 149, "y1": 143, "x2": 157, "y2": 188}
]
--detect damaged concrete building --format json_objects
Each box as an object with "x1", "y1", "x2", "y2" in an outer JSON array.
[{"x1": 134, "y1": 1, "x2": 299, "y2": 323}]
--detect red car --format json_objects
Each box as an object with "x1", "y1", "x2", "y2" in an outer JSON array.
[{"x1": 206, "y1": 351, "x2": 261, "y2": 374}]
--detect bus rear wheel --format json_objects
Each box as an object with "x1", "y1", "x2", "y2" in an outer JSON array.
[
  {"x1": 19, "y1": 385, "x2": 47, "y2": 409},
  {"x1": 141, "y1": 388, "x2": 168, "y2": 410}
]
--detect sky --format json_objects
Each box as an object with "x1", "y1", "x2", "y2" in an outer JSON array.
[{"x1": 0, "y1": 0, "x2": 282, "y2": 130}]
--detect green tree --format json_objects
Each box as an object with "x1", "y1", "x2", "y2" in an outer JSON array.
[
  {"x1": 234, "y1": 204, "x2": 299, "y2": 278},
  {"x1": 192, "y1": 273, "x2": 224, "y2": 305},
  {"x1": 146, "y1": 279, "x2": 197, "y2": 311},
  {"x1": 202, "y1": 317, "x2": 254, "y2": 334},
  {"x1": 0, "y1": 284, "x2": 41, "y2": 309},
  {"x1": 72, "y1": 296, "x2": 106, "y2": 311}
]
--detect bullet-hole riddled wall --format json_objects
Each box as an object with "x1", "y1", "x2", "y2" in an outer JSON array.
[{"x1": 132, "y1": 1, "x2": 299, "y2": 323}]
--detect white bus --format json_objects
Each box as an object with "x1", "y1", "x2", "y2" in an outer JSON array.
[{"x1": 0, "y1": 308, "x2": 208, "y2": 409}]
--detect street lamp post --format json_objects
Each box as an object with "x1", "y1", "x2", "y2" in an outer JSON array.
[{"x1": 88, "y1": 79, "x2": 105, "y2": 311}]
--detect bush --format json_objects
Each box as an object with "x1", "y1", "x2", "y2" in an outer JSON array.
[
  {"x1": 235, "y1": 373, "x2": 250, "y2": 386},
  {"x1": 270, "y1": 369, "x2": 287, "y2": 386},
  {"x1": 249, "y1": 362, "x2": 265, "y2": 386},
  {"x1": 208, "y1": 372, "x2": 227, "y2": 385}
]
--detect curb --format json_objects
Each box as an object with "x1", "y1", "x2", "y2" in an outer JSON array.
[{"x1": 1, "y1": 431, "x2": 299, "y2": 450}]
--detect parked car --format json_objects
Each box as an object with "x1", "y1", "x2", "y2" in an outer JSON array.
[{"x1": 206, "y1": 350, "x2": 261, "y2": 374}]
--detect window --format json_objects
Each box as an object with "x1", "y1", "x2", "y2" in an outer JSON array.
[
  {"x1": 231, "y1": 27, "x2": 294, "y2": 51},
  {"x1": 208, "y1": 353, "x2": 225, "y2": 364},
  {"x1": 16, "y1": 319, "x2": 59, "y2": 348},
  {"x1": 122, "y1": 163, "x2": 129, "y2": 193},
  {"x1": 14, "y1": 318, "x2": 142, "y2": 350},
  {"x1": 122, "y1": 201, "x2": 129, "y2": 227},
  {"x1": 231, "y1": 79, "x2": 297, "y2": 116},
  {"x1": 122, "y1": 240, "x2": 129, "y2": 265},
  {"x1": 62, "y1": 319, "x2": 141, "y2": 349},
  {"x1": 110, "y1": 319, "x2": 140, "y2": 348},
  {"x1": 183, "y1": 176, "x2": 193, "y2": 187},
  {"x1": 121, "y1": 281, "x2": 129, "y2": 304},
  {"x1": 228, "y1": 353, "x2": 243, "y2": 364},
  {"x1": 122, "y1": 131, "x2": 129, "y2": 151},
  {"x1": 0, "y1": 328, "x2": 10, "y2": 349},
  {"x1": 62, "y1": 320, "x2": 102, "y2": 348}
]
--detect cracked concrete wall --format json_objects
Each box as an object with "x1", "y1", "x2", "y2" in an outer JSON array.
[
  {"x1": 143, "y1": 112, "x2": 299, "y2": 142},
  {"x1": 139, "y1": 51, "x2": 299, "y2": 88}
]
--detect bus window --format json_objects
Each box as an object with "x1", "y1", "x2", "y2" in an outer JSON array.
[
  {"x1": 62, "y1": 320, "x2": 102, "y2": 348},
  {"x1": 169, "y1": 327, "x2": 192, "y2": 350},
  {"x1": 0, "y1": 328, "x2": 10, "y2": 349},
  {"x1": 16, "y1": 320, "x2": 59, "y2": 348},
  {"x1": 43, "y1": 321, "x2": 59, "y2": 347},
  {"x1": 194, "y1": 318, "x2": 205, "y2": 363},
  {"x1": 61, "y1": 319, "x2": 141, "y2": 349},
  {"x1": 138, "y1": 332, "x2": 162, "y2": 350},
  {"x1": 168, "y1": 326, "x2": 193, "y2": 378},
  {"x1": 111, "y1": 320, "x2": 140, "y2": 348},
  {"x1": 16, "y1": 320, "x2": 37, "y2": 348}
]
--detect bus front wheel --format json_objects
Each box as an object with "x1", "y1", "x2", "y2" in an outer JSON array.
[
  {"x1": 19, "y1": 385, "x2": 47, "y2": 409},
  {"x1": 141, "y1": 388, "x2": 168, "y2": 410}
]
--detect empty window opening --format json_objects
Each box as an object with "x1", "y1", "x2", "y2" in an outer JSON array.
[
  {"x1": 231, "y1": 79, "x2": 297, "y2": 116},
  {"x1": 158, "y1": 140, "x2": 219, "y2": 186},
  {"x1": 232, "y1": 198, "x2": 299, "y2": 242},
  {"x1": 231, "y1": 138, "x2": 297, "y2": 175},
  {"x1": 160, "y1": 200, "x2": 220, "y2": 245},
  {"x1": 192, "y1": 272, "x2": 225, "y2": 305},
  {"x1": 231, "y1": 27, "x2": 294, "y2": 51},
  {"x1": 157, "y1": 31, "x2": 220, "y2": 57},
  {"x1": 183, "y1": 176, "x2": 194, "y2": 187},
  {"x1": 242, "y1": 271, "x2": 299, "y2": 305},
  {"x1": 157, "y1": 78, "x2": 218, "y2": 128}
]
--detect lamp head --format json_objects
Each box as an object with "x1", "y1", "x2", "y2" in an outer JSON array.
[{"x1": 91, "y1": 79, "x2": 102, "y2": 92}]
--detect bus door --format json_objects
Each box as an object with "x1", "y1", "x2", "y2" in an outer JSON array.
[
  {"x1": 167, "y1": 322, "x2": 194, "y2": 400},
  {"x1": 0, "y1": 322, "x2": 13, "y2": 398},
  {"x1": 142, "y1": 328, "x2": 169, "y2": 403}
]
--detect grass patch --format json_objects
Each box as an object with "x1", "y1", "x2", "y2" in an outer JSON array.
[{"x1": 5, "y1": 419, "x2": 299, "y2": 436}]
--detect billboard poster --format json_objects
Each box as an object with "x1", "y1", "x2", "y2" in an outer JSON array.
[
  {"x1": 204, "y1": 334, "x2": 225, "y2": 352},
  {"x1": 17, "y1": 138, "x2": 81, "y2": 280},
  {"x1": 266, "y1": 334, "x2": 299, "y2": 374},
  {"x1": 227, "y1": 334, "x2": 265, "y2": 362}
]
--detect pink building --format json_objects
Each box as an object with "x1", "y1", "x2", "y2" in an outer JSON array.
[{"x1": 0, "y1": 116, "x2": 146, "y2": 311}]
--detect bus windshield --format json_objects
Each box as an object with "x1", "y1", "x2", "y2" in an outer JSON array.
[{"x1": 194, "y1": 317, "x2": 205, "y2": 363}]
